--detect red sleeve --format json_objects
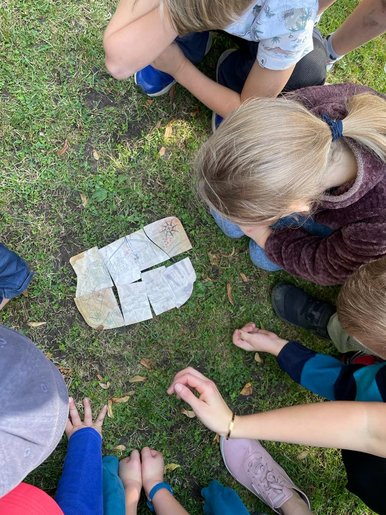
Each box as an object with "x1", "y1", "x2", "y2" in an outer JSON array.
[{"x1": 265, "y1": 219, "x2": 386, "y2": 285}]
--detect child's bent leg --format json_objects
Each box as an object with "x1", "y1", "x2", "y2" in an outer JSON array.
[
  {"x1": 0, "y1": 244, "x2": 33, "y2": 305},
  {"x1": 201, "y1": 480, "x2": 250, "y2": 515},
  {"x1": 210, "y1": 209, "x2": 245, "y2": 239},
  {"x1": 102, "y1": 456, "x2": 126, "y2": 515},
  {"x1": 135, "y1": 31, "x2": 211, "y2": 97},
  {"x1": 249, "y1": 240, "x2": 281, "y2": 271},
  {"x1": 341, "y1": 449, "x2": 386, "y2": 514},
  {"x1": 327, "y1": 314, "x2": 372, "y2": 355}
]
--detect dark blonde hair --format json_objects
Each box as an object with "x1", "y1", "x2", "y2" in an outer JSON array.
[
  {"x1": 196, "y1": 93, "x2": 386, "y2": 226},
  {"x1": 162, "y1": 0, "x2": 251, "y2": 34},
  {"x1": 337, "y1": 257, "x2": 386, "y2": 358}
]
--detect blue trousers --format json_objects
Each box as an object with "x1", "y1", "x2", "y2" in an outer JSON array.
[
  {"x1": 211, "y1": 210, "x2": 333, "y2": 271},
  {"x1": 102, "y1": 456, "x2": 126, "y2": 515},
  {"x1": 0, "y1": 244, "x2": 33, "y2": 302}
]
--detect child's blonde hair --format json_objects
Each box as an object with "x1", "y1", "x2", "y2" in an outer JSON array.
[
  {"x1": 196, "y1": 93, "x2": 386, "y2": 225},
  {"x1": 162, "y1": 0, "x2": 251, "y2": 34},
  {"x1": 337, "y1": 257, "x2": 386, "y2": 358}
]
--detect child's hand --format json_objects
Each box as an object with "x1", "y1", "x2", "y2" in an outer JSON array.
[
  {"x1": 152, "y1": 42, "x2": 187, "y2": 77},
  {"x1": 141, "y1": 447, "x2": 164, "y2": 497},
  {"x1": 167, "y1": 368, "x2": 232, "y2": 436},
  {"x1": 233, "y1": 323, "x2": 288, "y2": 356},
  {"x1": 65, "y1": 397, "x2": 107, "y2": 439},
  {"x1": 119, "y1": 450, "x2": 142, "y2": 504}
]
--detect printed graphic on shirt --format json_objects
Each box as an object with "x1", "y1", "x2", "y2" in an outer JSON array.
[{"x1": 225, "y1": 0, "x2": 318, "y2": 70}]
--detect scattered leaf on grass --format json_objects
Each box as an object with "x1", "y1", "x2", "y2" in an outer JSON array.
[
  {"x1": 254, "y1": 352, "x2": 263, "y2": 364},
  {"x1": 80, "y1": 193, "x2": 88, "y2": 207},
  {"x1": 22, "y1": 290, "x2": 29, "y2": 297},
  {"x1": 111, "y1": 395, "x2": 132, "y2": 403},
  {"x1": 168, "y1": 84, "x2": 176, "y2": 100},
  {"x1": 99, "y1": 381, "x2": 110, "y2": 390},
  {"x1": 97, "y1": 374, "x2": 104, "y2": 382},
  {"x1": 240, "y1": 382, "x2": 253, "y2": 396},
  {"x1": 27, "y1": 321, "x2": 46, "y2": 328},
  {"x1": 227, "y1": 283, "x2": 234, "y2": 306},
  {"x1": 107, "y1": 400, "x2": 113, "y2": 418},
  {"x1": 181, "y1": 408, "x2": 196, "y2": 419},
  {"x1": 92, "y1": 149, "x2": 100, "y2": 161},
  {"x1": 297, "y1": 450, "x2": 309, "y2": 461},
  {"x1": 139, "y1": 358, "x2": 154, "y2": 370},
  {"x1": 212, "y1": 434, "x2": 220, "y2": 445},
  {"x1": 57, "y1": 139, "x2": 69, "y2": 156},
  {"x1": 224, "y1": 247, "x2": 235, "y2": 258},
  {"x1": 164, "y1": 123, "x2": 173, "y2": 140},
  {"x1": 146, "y1": 98, "x2": 154, "y2": 106},
  {"x1": 129, "y1": 375, "x2": 147, "y2": 383},
  {"x1": 164, "y1": 463, "x2": 180, "y2": 473},
  {"x1": 240, "y1": 273, "x2": 249, "y2": 283},
  {"x1": 158, "y1": 146, "x2": 166, "y2": 157},
  {"x1": 58, "y1": 366, "x2": 72, "y2": 379},
  {"x1": 208, "y1": 252, "x2": 220, "y2": 266},
  {"x1": 191, "y1": 106, "x2": 200, "y2": 117},
  {"x1": 114, "y1": 444, "x2": 126, "y2": 452}
]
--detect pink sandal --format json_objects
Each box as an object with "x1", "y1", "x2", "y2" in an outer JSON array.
[{"x1": 220, "y1": 437, "x2": 311, "y2": 514}]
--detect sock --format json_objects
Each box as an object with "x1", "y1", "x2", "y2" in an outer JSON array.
[{"x1": 326, "y1": 34, "x2": 343, "y2": 61}]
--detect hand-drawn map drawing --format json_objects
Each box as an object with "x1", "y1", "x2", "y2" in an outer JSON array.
[{"x1": 70, "y1": 217, "x2": 195, "y2": 329}]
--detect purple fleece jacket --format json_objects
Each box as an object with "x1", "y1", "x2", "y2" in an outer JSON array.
[{"x1": 265, "y1": 83, "x2": 386, "y2": 286}]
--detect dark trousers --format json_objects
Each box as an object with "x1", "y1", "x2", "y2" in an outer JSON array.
[
  {"x1": 342, "y1": 449, "x2": 386, "y2": 514},
  {"x1": 0, "y1": 244, "x2": 33, "y2": 301}
]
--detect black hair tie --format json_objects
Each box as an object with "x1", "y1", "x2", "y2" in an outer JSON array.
[{"x1": 321, "y1": 113, "x2": 343, "y2": 142}]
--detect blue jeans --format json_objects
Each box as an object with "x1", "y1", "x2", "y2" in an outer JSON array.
[
  {"x1": 211, "y1": 210, "x2": 333, "y2": 272},
  {"x1": 202, "y1": 480, "x2": 250, "y2": 515},
  {"x1": 0, "y1": 244, "x2": 33, "y2": 301}
]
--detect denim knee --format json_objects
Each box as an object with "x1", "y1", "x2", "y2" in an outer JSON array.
[
  {"x1": 210, "y1": 209, "x2": 245, "y2": 239},
  {"x1": 249, "y1": 240, "x2": 281, "y2": 272}
]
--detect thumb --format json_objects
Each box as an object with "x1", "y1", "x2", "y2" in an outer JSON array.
[{"x1": 174, "y1": 383, "x2": 202, "y2": 413}]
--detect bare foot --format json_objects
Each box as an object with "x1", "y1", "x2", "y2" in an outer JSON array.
[{"x1": 119, "y1": 450, "x2": 142, "y2": 505}]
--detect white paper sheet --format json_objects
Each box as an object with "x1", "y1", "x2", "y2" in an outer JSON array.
[
  {"x1": 99, "y1": 237, "x2": 141, "y2": 285},
  {"x1": 70, "y1": 247, "x2": 113, "y2": 297},
  {"x1": 125, "y1": 230, "x2": 169, "y2": 271},
  {"x1": 163, "y1": 257, "x2": 196, "y2": 308},
  {"x1": 116, "y1": 281, "x2": 153, "y2": 325},
  {"x1": 141, "y1": 267, "x2": 177, "y2": 315},
  {"x1": 75, "y1": 288, "x2": 125, "y2": 329}
]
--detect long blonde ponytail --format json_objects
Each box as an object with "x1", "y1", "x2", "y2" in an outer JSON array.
[{"x1": 195, "y1": 93, "x2": 386, "y2": 225}]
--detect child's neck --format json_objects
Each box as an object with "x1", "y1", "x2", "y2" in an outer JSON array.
[{"x1": 323, "y1": 141, "x2": 358, "y2": 190}]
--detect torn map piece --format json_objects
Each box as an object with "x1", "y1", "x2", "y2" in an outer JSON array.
[
  {"x1": 126, "y1": 230, "x2": 169, "y2": 271},
  {"x1": 141, "y1": 267, "x2": 177, "y2": 315},
  {"x1": 143, "y1": 217, "x2": 192, "y2": 258},
  {"x1": 75, "y1": 288, "x2": 125, "y2": 330},
  {"x1": 163, "y1": 257, "x2": 196, "y2": 308},
  {"x1": 71, "y1": 217, "x2": 195, "y2": 329},
  {"x1": 99, "y1": 237, "x2": 141, "y2": 285},
  {"x1": 116, "y1": 281, "x2": 153, "y2": 325},
  {"x1": 70, "y1": 247, "x2": 113, "y2": 297}
]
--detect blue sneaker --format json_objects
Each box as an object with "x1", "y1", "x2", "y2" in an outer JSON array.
[
  {"x1": 212, "y1": 49, "x2": 237, "y2": 131},
  {"x1": 135, "y1": 32, "x2": 213, "y2": 97}
]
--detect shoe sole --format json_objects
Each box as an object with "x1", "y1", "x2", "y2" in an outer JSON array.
[{"x1": 135, "y1": 32, "x2": 214, "y2": 98}]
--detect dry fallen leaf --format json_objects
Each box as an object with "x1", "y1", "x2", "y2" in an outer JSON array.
[
  {"x1": 158, "y1": 146, "x2": 166, "y2": 157},
  {"x1": 114, "y1": 444, "x2": 126, "y2": 452},
  {"x1": 168, "y1": 84, "x2": 176, "y2": 100},
  {"x1": 164, "y1": 123, "x2": 173, "y2": 140},
  {"x1": 240, "y1": 382, "x2": 253, "y2": 396},
  {"x1": 57, "y1": 139, "x2": 69, "y2": 156},
  {"x1": 92, "y1": 149, "x2": 100, "y2": 161},
  {"x1": 27, "y1": 321, "x2": 46, "y2": 328},
  {"x1": 224, "y1": 247, "x2": 235, "y2": 258},
  {"x1": 240, "y1": 273, "x2": 249, "y2": 283},
  {"x1": 181, "y1": 408, "x2": 196, "y2": 419},
  {"x1": 164, "y1": 463, "x2": 180, "y2": 473},
  {"x1": 227, "y1": 282, "x2": 234, "y2": 306},
  {"x1": 22, "y1": 290, "x2": 29, "y2": 298},
  {"x1": 254, "y1": 352, "x2": 263, "y2": 364},
  {"x1": 146, "y1": 98, "x2": 154, "y2": 106},
  {"x1": 139, "y1": 358, "x2": 154, "y2": 370},
  {"x1": 297, "y1": 450, "x2": 309, "y2": 461},
  {"x1": 80, "y1": 193, "x2": 88, "y2": 208},
  {"x1": 107, "y1": 399, "x2": 113, "y2": 418},
  {"x1": 58, "y1": 366, "x2": 72, "y2": 379},
  {"x1": 129, "y1": 375, "x2": 147, "y2": 383},
  {"x1": 212, "y1": 434, "x2": 220, "y2": 445},
  {"x1": 97, "y1": 374, "x2": 104, "y2": 382},
  {"x1": 111, "y1": 395, "x2": 132, "y2": 404},
  {"x1": 98, "y1": 381, "x2": 110, "y2": 390},
  {"x1": 208, "y1": 252, "x2": 220, "y2": 266}
]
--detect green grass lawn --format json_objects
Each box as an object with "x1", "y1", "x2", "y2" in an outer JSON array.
[{"x1": 1, "y1": 0, "x2": 385, "y2": 512}]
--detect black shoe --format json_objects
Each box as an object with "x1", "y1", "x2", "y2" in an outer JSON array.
[{"x1": 271, "y1": 283, "x2": 336, "y2": 339}]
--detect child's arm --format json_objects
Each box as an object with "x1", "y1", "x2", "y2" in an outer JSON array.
[
  {"x1": 104, "y1": 0, "x2": 177, "y2": 79},
  {"x1": 153, "y1": 44, "x2": 294, "y2": 117},
  {"x1": 232, "y1": 323, "x2": 386, "y2": 402},
  {"x1": 168, "y1": 368, "x2": 386, "y2": 458}
]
